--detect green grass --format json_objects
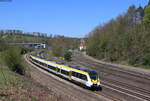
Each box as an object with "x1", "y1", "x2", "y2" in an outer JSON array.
[
  {"x1": 139, "y1": 65, "x2": 150, "y2": 69},
  {"x1": 0, "y1": 67, "x2": 10, "y2": 86},
  {"x1": 0, "y1": 56, "x2": 64, "y2": 101},
  {"x1": 112, "y1": 60, "x2": 150, "y2": 70},
  {"x1": 0, "y1": 66, "x2": 22, "y2": 88},
  {"x1": 0, "y1": 66, "x2": 63, "y2": 101},
  {"x1": 0, "y1": 66, "x2": 21, "y2": 100}
]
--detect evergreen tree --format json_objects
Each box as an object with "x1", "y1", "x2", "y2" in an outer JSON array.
[
  {"x1": 126, "y1": 5, "x2": 137, "y2": 24},
  {"x1": 135, "y1": 6, "x2": 144, "y2": 24},
  {"x1": 143, "y1": 5, "x2": 150, "y2": 24},
  {"x1": 137, "y1": 6, "x2": 144, "y2": 17},
  {"x1": 64, "y1": 51, "x2": 72, "y2": 61}
]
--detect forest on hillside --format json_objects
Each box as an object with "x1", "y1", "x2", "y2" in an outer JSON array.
[{"x1": 86, "y1": 1, "x2": 150, "y2": 67}]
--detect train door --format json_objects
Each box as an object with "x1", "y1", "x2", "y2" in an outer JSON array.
[{"x1": 69, "y1": 71, "x2": 72, "y2": 80}]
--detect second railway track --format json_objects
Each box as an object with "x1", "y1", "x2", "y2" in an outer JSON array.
[{"x1": 72, "y1": 52, "x2": 150, "y2": 101}]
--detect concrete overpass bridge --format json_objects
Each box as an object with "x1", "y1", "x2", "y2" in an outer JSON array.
[{"x1": 9, "y1": 42, "x2": 47, "y2": 49}]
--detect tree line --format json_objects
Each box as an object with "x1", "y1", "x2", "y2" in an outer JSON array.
[
  {"x1": 86, "y1": 1, "x2": 150, "y2": 67},
  {"x1": 0, "y1": 30, "x2": 80, "y2": 61},
  {"x1": 50, "y1": 35, "x2": 80, "y2": 57}
]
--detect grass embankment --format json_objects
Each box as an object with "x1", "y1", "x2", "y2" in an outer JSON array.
[
  {"x1": 0, "y1": 48, "x2": 63, "y2": 101},
  {"x1": 0, "y1": 66, "x2": 62, "y2": 101}
]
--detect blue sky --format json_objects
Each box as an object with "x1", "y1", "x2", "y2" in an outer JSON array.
[{"x1": 0, "y1": 0, "x2": 149, "y2": 38}]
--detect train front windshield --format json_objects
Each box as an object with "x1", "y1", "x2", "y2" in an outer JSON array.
[{"x1": 89, "y1": 71, "x2": 98, "y2": 80}]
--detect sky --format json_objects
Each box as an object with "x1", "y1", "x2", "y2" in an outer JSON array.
[{"x1": 0, "y1": 0, "x2": 149, "y2": 38}]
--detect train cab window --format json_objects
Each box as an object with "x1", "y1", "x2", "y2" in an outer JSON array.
[
  {"x1": 61, "y1": 69, "x2": 69, "y2": 75},
  {"x1": 89, "y1": 71, "x2": 98, "y2": 80}
]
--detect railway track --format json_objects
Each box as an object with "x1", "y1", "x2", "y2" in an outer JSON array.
[
  {"x1": 73, "y1": 53, "x2": 150, "y2": 82},
  {"x1": 103, "y1": 82, "x2": 150, "y2": 101},
  {"x1": 93, "y1": 91, "x2": 123, "y2": 101},
  {"x1": 72, "y1": 53, "x2": 150, "y2": 87},
  {"x1": 25, "y1": 54, "x2": 122, "y2": 101},
  {"x1": 74, "y1": 60, "x2": 150, "y2": 101},
  {"x1": 72, "y1": 53, "x2": 150, "y2": 101},
  {"x1": 73, "y1": 59, "x2": 150, "y2": 91},
  {"x1": 103, "y1": 77, "x2": 150, "y2": 95},
  {"x1": 26, "y1": 53, "x2": 150, "y2": 101}
]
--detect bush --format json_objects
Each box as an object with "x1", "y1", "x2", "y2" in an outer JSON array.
[
  {"x1": 142, "y1": 53, "x2": 150, "y2": 65},
  {"x1": 20, "y1": 46, "x2": 33, "y2": 55},
  {"x1": 2, "y1": 46, "x2": 25, "y2": 75},
  {"x1": 0, "y1": 39, "x2": 8, "y2": 52},
  {"x1": 64, "y1": 51, "x2": 72, "y2": 61}
]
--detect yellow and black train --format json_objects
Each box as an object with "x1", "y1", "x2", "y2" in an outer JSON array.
[{"x1": 30, "y1": 55, "x2": 102, "y2": 90}]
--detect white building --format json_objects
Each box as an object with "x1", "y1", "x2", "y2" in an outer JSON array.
[{"x1": 79, "y1": 39, "x2": 86, "y2": 51}]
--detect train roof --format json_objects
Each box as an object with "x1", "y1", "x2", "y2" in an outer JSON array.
[
  {"x1": 31, "y1": 55, "x2": 96, "y2": 74},
  {"x1": 35, "y1": 55, "x2": 53, "y2": 61},
  {"x1": 68, "y1": 65, "x2": 96, "y2": 74}
]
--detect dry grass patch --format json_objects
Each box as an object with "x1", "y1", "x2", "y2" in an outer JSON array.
[{"x1": 0, "y1": 66, "x2": 64, "y2": 101}]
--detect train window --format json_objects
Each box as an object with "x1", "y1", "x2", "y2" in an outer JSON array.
[
  {"x1": 61, "y1": 69, "x2": 69, "y2": 75},
  {"x1": 42, "y1": 62, "x2": 45, "y2": 66},
  {"x1": 78, "y1": 74, "x2": 82, "y2": 79},
  {"x1": 33, "y1": 59, "x2": 36, "y2": 62},
  {"x1": 40, "y1": 62, "x2": 43, "y2": 65},
  {"x1": 37, "y1": 60, "x2": 39, "y2": 63},
  {"x1": 72, "y1": 71, "x2": 77, "y2": 77},
  {"x1": 41, "y1": 62, "x2": 44, "y2": 66},
  {"x1": 76, "y1": 73, "x2": 80, "y2": 78},
  {"x1": 39, "y1": 61, "x2": 41, "y2": 65},
  {"x1": 48, "y1": 65, "x2": 56, "y2": 71},
  {"x1": 72, "y1": 71, "x2": 75, "y2": 76},
  {"x1": 72, "y1": 72, "x2": 85, "y2": 80},
  {"x1": 44, "y1": 63, "x2": 47, "y2": 67},
  {"x1": 35, "y1": 60, "x2": 39, "y2": 63},
  {"x1": 36, "y1": 60, "x2": 38, "y2": 63},
  {"x1": 57, "y1": 68, "x2": 60, "y2": 72},
  {"x1": 80, "y1": 74, "x2": 87, "y2": 81}
]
